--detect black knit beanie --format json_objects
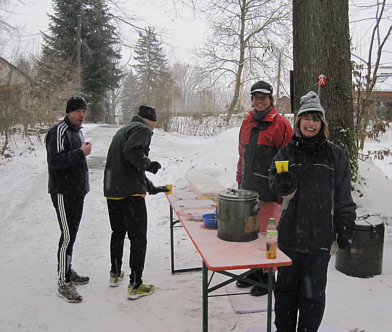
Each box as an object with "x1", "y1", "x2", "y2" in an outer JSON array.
[{"x1": 66, "y1": 96, "x2": 88, "y2": 113}]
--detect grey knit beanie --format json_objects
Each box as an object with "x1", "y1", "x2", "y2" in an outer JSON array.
[{"x1": 297, "y1": 91, "x2": 325, "y2": 118}]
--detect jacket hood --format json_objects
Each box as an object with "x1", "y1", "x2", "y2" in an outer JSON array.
[{"x1": 132, "y1": 115, "x2": 152, "y2": 127}]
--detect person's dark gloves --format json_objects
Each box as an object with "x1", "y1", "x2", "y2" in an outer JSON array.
[
  {"x1": 149, "y1": 186, "x2": 170, "y2": 195},
  {"x1": 275, "y1": 171, "x2": 293, "y2": 191},
  {"x1": 147, "y1": 161, "x2": 161, "y2": 174},
  {"x1": 337, "y1": 231, "x2": 352, "y2": 249}
]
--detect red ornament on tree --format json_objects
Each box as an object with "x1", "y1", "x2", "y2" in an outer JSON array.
[{"x1": 317, "y1": 74, "x2": 327, "y2": 86}]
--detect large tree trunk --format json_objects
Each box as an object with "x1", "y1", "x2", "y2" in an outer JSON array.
[{"x1": 292, "y1": 0, "x2": 358, "y2": 180}]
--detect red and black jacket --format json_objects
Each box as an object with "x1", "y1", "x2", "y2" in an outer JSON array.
[{"x1": 236, "y1": 106, "x2": 293, "y2": 202}]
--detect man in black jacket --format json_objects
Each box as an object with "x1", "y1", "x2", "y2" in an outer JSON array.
[
  {"x1": 104, "y1": 105, "x2": 168, "y2": 300},
  {"x1": 46, "y1": 96, "x2": 92, "y2": 303}
]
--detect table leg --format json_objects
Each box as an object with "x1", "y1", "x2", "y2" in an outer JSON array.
[
  {"x1": 169, "y1": 205, "x2": 202, "y2": 274},
  {"x1": 202, "y1": 261, "x2": 208, "y2": 332},
  {"x1": 267, "y1": 266, "x2": 273, "y2": 332},
  {"x1": 170, "y1": 206, "x2": 175, "y2": 274}
]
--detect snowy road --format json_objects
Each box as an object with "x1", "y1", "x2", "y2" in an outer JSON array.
[{"x1": 1, "y1": 124, "x2": 392, "y2": 331}]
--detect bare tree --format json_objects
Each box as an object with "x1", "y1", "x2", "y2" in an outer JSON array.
[
  {"x1": 0, "y1": 85, "x2": 23, "y2": 155},
  {"x1": 194, "y1": 0, "x2": 291, "y2": 122},
  {"x1": 0, "y1": 0, "x2": 12, "y2": 32},
  {"x1": 0, "y1": 54, "x2": 79, "y2": 156},
  {"x1": 119, "y1": 70, "x2": 139, "y2": 124},
  {"x1": 104, "y1": 58, "x2": 130, "y2": 124},
  {"x1": 0, "y1": 0, "x2": 29, "y2": 61},
  {"x1": 26, "y1": 55, "x2": 80, "y2": 128},
  {"x1": 351, "y1": 0, "x2": 391, "y2": 150},
  {"x1": 171, "y1": 62, "x2": 212, "y2": 113}
]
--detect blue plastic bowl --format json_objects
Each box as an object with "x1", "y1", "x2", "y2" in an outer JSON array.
[{"x1": 202, "y1": 213, "x2": 218, "y2": 229}]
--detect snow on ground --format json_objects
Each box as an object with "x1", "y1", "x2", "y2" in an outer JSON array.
[{"x1": 0, "y1": 123, "x2": 391, "y2": 331}]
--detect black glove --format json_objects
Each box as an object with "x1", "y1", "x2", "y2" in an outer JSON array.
[
  {"x1": 337, "y1": 231, "x2": 352, "y2": 249},
  {"x1": 275, "y1": 171, "x2": 293, "y2": 191},
  {"x1": 149, "y1": 186, "x2": 170, "y2": 195},
  {"x1": 147, "y1": 161, "x2": 161, "y2": 174}
]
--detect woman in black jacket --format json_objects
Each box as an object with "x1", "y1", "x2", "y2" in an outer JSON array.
[{"x1": 269, "y1": 91, "x2": 356, "y2": 332}]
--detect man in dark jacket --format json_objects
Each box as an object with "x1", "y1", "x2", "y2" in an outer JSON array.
[
  {"x1": 269, "y1": 91, "x2": 356, "y2": 332},
  {"x1": 104, "y1": 105, "x2": 168, "y2": 300},
  {"x1": 236, "y1": 80, "x2": 293, "y2": 296},
  {"x1": 46, "y1": 96, "x2": 92, "y2": 303}
]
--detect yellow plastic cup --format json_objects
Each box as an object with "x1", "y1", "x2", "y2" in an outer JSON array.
[
  {"x1": 165, "y1": 184, "x2": 173, "y2": 194},
  {"x1": 275, "y1": 161, "x2": 289, "y2": 173}
]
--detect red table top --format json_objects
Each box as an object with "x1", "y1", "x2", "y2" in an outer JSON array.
[{"x1": 167, "y1": 192, "x2": 292, "y2": 271}]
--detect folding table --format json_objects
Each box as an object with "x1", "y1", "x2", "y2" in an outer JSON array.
[{"x1": 166, "y1": 192, "x2": 292, "y2": 332}]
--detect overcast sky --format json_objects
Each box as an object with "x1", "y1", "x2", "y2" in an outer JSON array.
[
  {"x1": 1, "y1": 0, "x2": 391, "y2": 90},
  {"x1": 2, "y1": 0, "x2": 206, "y2": 65}
]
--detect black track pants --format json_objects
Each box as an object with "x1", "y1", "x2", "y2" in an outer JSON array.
[{"x1": 51, "y1": 193, "x2": 84, "y2": 286}]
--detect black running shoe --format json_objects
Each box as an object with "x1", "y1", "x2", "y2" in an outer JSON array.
[
  {"x1": 250, "y1": 285, "x2": 268, "y2": 297},
  {"x1": 70, "y1": 269, "x2": 89, "y2": 285}
]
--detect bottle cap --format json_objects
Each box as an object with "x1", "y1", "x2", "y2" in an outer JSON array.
[{"x1": 269, "y1": 218, "x2": 275, "y2": 223}]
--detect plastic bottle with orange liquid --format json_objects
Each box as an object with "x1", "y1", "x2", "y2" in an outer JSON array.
[{"x1": 266, "y1": 218, "x2": 277, "y2": 259}]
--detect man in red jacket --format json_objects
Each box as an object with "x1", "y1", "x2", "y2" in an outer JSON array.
[{"x1": 236, "y1": 80, "x2": 293, "y2": 295}]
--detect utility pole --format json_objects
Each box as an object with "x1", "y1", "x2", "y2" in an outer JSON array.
[{"x1": 76, "y1": 15, "x2": 81, "y2": 93}]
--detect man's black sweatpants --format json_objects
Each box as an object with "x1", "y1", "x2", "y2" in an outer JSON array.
[{"x1": 107, "y1": 196, "x2": 147, "y2": 287}]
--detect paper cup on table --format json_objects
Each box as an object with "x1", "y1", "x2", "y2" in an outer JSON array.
[
  {"x1": 165, "y1": 184, "x2": 173, "y2": 194},
  {"x1": 275, "y1": 161, "x2": 289, "y2": 173}
]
